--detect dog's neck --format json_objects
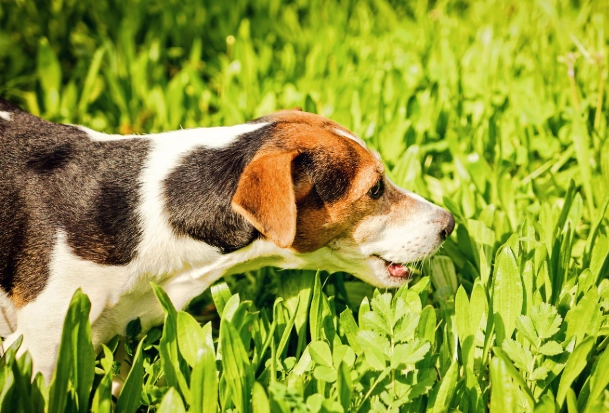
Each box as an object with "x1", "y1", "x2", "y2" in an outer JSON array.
[{"x1": 77, "y1": 122, "x2": 278, "y2": 274}]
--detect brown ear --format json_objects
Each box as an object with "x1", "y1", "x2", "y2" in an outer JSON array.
[{"x1": 231, "y1": 151, "x2": 299, "y2": 248}]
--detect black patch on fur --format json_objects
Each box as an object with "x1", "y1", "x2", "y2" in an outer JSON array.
[
  {"x1": 0, "y1": 98, "x2": 149, "y2": 303},
  {"x1": 27, "y1": 143, "x2": 74, "y2": 173},
  {"x1": 164, "y1": 124, "x2": 277, "y2": 253},
  {"x1": 43, "y1": 138, "x2": 149, "y2": 265}
]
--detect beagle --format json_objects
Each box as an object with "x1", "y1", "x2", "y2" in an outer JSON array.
[{"x1": 0, "y1": 98, "x2": 454, "y2": 380}]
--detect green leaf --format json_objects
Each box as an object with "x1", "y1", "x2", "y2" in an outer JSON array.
[
  {"x1": 571, "y1": 116, "x2": 595, "y2": 216},
  {"x1": 78, "y1": 45, "x2": 106, "y2": 114},
  {"x1": 492, "y1": 246, "x2": 523, "y2": 344},
  {"x1": 313, "y1": 365, "x2": 337, "y2": 382},
  {"x1": 428, "y1": 361, "x2": 459, "y2": 413},
  {"x1": 501, "y1": 339, "x2": 533, "y2": 371},
  {"x1": 91, "y1": 346, "x2": 113, "y2": 413},
  {"x1": 564, "y1": 288, "x2": 601, "y2": 344},
  {"x1": 584, "y1": 197, "x2": 609, "y2": 265},
  {"x1": 252, "y1": 382, "x2": 270, "y2": 413},
  {"x1": 37, "y1": 37, "x2": 61, "y2": 115},
  {"x1": 393, "y1": 312, "x2": 420, "y2": 343},
  {"x1": 157, "y1": 388, "x2": 186, "y2": 413},
  {"x1": 530, "y1": 366, "x2": 550, "y2": 381},
  {"x1": 310, "y1": 272, "x2": 324, "y2": 342},
  {"x1": 464, "y1": 367, "x2": 485, "y2": 413},
  {"x1": 152, "y1": 283, "x2": 190, "y2": 403},
  {"x1": 557, "y1": 336, "x2": 595, "y2": 407},
  {"x1": 430, "y1": 256, "x2": 458, "y2": 300},
  {"x1": 490, "y1": 357, "x2": 517, "y2": 413},
  {"x1": 391, "y1": 339, "x2": 431, "y2": 369},
  {"x1": 190, "y1": 344, "x2": 218, "y2": 413},
  {"x1": 363, "y1": 310, "x2": 391, "y2": 336},
  {"x1": 538, "y1": 341, "x2": 563, "y2": 356},
  {"x1": 332, "y1": 345, "x2": 355, "y2": 369},
  {"x1": 583, "y1": 339, "x2": 609, "y2": 413},
  {"x1": 291, "y1": 346, "x2": 313, "y2": 377},
  {"x1": 363, "y1": 347, "x2": 386, "y2": 371},
  {"x1": 566, "y1": 389, "x2": 578, "y2": 413},
  {"x1": 515, "y1": 315, "x2": 539, "y2": 347},
  {"x1": 48, "y1": 289, "x2": 95, "y2": 413},
  {"x1": 533, "y1": 394, "x2": 557, "y2": 413},
  {"x1": 116, "y1": 339, "x2": 144, "y2": 413},
  {"x1": 0, "y1": 367, "x2": 15, "y2": 412},
  {"x1": 274, "y1": 298, "x2": 299, "y2": 362},
  {"x1": 337, "y1": 361, "x2": 353, "y2": 412},
  {"x1": 339, "y1": 308, "x2": 362, "y2": 353},
  {"x1": 357, "y1": 330, "x2": 388, "y2": 370},
  {"x1": 416, "y1": 305, "x2": 437, "y2": 345},
  {"x1": 531, "y1": 303, "x2": 562, "y2": 340},
  {"x1": 493, "y1": 348, "x2": 535, "y2": 409},
  {"x1": 220, "y1": 320, "x2": 254, "y2": 413},
  {"x1": 309, "y1": 341, "x2": 333, "y2": 367},
  {"x1": 210, "y1": 281, "x2": 232, "y2": 317},
  {"x1": 177, "y1": 311, "x2": 206, "y2": 367},
  {"x1": 456, "y1": 285, "x2": 472, "y2": 340},
  {"x1": 358, "y1": 296, "x2": 371, "y2": 329},
  {"x1": 278, "y1": 270, "x2": 315, "y2": 355},
  {"x1": 151, "y1": 282, "x2": 178, "y2": 317}
]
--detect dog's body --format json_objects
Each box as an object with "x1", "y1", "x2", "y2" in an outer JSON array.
[{"x1": 0, "y1": 98, "x2": 454, "y2": 380}]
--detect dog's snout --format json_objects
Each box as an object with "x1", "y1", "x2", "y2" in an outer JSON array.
[{"x1": 440, "y1": 211, "x2": 455, "y2": 239}]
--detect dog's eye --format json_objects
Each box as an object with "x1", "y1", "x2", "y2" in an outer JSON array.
[{"x1": 368, "y1": 179, "x2": 384, "y2": 200}]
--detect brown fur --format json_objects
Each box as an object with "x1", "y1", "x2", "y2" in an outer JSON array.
[
  {"x1": 232, "y1": 150, "x2": 299, "y2": 248},
  {"x1": 233, "y1": 111, "x2": 385, "y2": 253}
]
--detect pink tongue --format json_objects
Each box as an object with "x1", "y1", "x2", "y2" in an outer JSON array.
[{"x1": 388, "y1": 263, "x2": 410, "y2": 278}]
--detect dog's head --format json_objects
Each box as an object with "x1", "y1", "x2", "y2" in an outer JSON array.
[{"x1": 231, "y1": 110, "x2": 454, "y2": 288}]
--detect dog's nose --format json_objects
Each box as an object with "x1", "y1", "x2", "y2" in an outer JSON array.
[{"x1": 440, "y1": 212, "x2": 455, "y2": 239}]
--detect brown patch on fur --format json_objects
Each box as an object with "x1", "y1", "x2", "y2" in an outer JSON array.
[
  {"x1": 292, "y1": 164, "x2": 381, "y2": 252},
  {"x1": 233, "y1": 111, "x2": 384, "y2": 251}
]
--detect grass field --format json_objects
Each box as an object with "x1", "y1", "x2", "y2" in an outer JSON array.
[{"x1": 1, "y1": 0, "x2": 609, "y2": 411}]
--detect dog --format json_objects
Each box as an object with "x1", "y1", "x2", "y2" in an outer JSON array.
[{"x1": 0, "y1": 98, "x2": 454, "y2": 381}]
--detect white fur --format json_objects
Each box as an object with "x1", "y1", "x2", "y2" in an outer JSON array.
[
  {"x1": 334, "y1": 180, "x2": 451, "y2": 288},
  {"x1": 361, "y1": 182, "x2": 446, "y2": 262},
  {"x1": 334, "y1": 128, "x2": 366, "y2": 148},
  {"x1": 0, "y1": 290, "x2": 16, "y2": 340},
  {"x1": 0, "y1": 111, "x2": 11, "y2": 122}
]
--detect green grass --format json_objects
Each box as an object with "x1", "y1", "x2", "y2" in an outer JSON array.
[{"x1": 1, "y1": 0, "x2": 609, "y2": 411}]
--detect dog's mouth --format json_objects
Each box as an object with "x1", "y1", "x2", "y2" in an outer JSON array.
[{"x1": 373, "y1": 255, "x2": 413, "y2": 280}]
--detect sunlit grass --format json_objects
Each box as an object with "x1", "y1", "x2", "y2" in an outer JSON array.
[{"x1": 0, "y1": 0, "x2": 608, "y2": 411}]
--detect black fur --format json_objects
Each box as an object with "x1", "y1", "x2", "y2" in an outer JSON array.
[
  {"x1": 0, "y1": 99, "x2": 149, "y2": 302},
  {"x1": 164, "y1": 124, "x2": 276, "y2": 253}
]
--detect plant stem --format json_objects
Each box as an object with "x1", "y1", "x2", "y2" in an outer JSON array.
[{"x1": 594, "y1": 53, "x2": 605, "y2": 133}]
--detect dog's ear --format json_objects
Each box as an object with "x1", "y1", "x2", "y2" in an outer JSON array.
[{"x1": 231, "y1": 151, "x2": 299, "y2": 248}]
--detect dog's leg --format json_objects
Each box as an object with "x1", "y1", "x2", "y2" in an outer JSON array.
[
  {"x1": 0, "y1": 290, "x2": 17, "y2": 347},
  {"x1": 4, "y1": 300, "x2": 67, "y2": 382}
]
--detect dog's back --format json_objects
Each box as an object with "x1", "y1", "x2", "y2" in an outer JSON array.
[{"x1": 0, "y1": 99, "x2": 148, "y2": 313}]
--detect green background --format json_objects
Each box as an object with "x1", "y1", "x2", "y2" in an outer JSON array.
[{"x1": 0, "y1": 0, "x2": 608, "y2": 411}]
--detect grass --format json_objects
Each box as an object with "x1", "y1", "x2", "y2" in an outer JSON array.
[{"x1": 1, "y1": 0, "x2": 609, "y2": 411}]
